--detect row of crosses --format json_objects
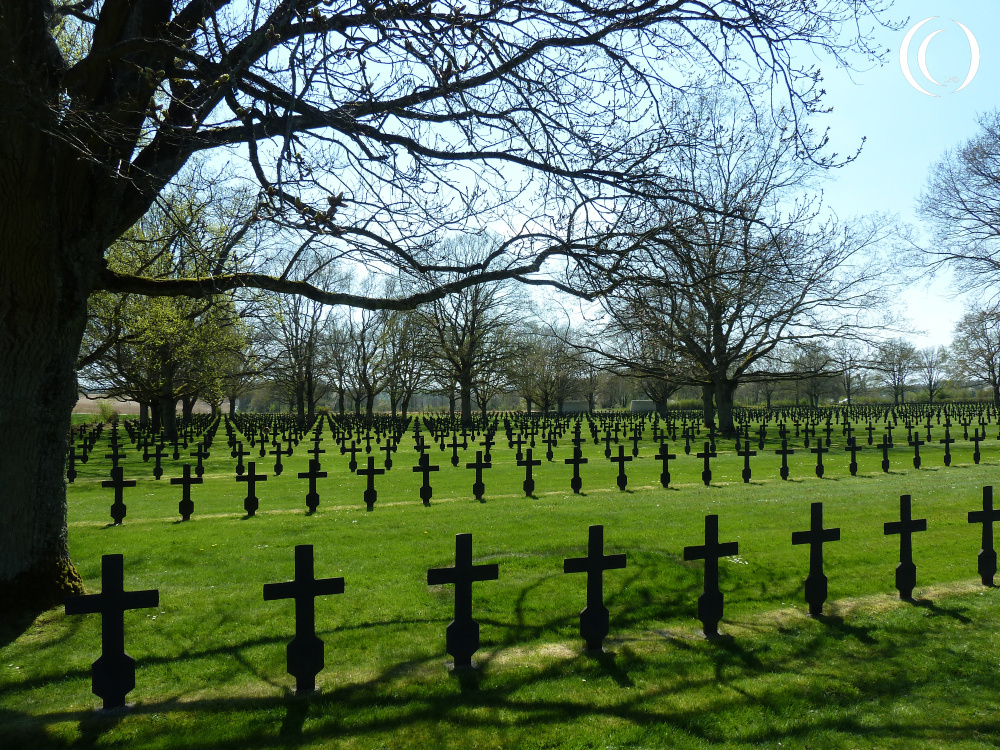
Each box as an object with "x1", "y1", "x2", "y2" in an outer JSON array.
[{"x1": 65, "y1": 489, "x2": 1000, "y2": 710}]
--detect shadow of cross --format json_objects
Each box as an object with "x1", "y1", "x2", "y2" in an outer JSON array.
[
  {"x1": 65, "y1": 554, "x2": 159, "y2": 710},
  {"x1": 427, "y1": 533, "x2": 498, "y2": 669},
  {"x1": 683, "y1": 514, "x2": 738, "y2": 637},
  {"x1": 263, "y1": 545, "x2": 344, "y2": 694},
  {"x1": 103, "y1": 466, "x2": 135, "y2": 526},
  {"x1": 563, "y1": 525, "x2": 626, "y2": 652},
  {"x1": 170, "y1": 463, "x2": 202, "y2": 521},
  {"x1": 968, "y1": 485, "x2": 1000, "y2": 586},
  {"x1": 884, "y1": 494, "x2": 927, "y2": 600},
  {"x1": 792, "y1": 502, "x2": 840, "y2": 616}
]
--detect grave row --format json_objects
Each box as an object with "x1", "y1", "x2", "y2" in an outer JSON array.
[{"x1": 66, "y1": 489, "x2": 1000, "y2": 710}]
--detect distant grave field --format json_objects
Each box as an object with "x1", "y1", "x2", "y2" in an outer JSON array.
[{"x1": 4, "y1": 411, "x2": 1000, "y2": 748}]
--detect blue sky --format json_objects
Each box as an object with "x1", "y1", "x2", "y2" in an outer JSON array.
[{"x1": 814, "y1": 0, "x2": 1000, "y2": 347}]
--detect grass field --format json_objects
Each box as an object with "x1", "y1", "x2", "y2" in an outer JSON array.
[{"x1": 3, "y1": 415, "x2": 1000, "y2": 748}]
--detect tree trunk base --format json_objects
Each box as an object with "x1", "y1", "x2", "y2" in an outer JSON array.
[{"x1": 0, "y1": 553, "x2": 83, "y2": 625}]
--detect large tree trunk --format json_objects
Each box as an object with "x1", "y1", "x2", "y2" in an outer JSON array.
[
  {"x1": 139, "y1": 400, "x2": 149, "y2": 427},
  {"x1": 459, "y1": 374, "x2": 473, "y2": 426},
  {"x1": 181, "y1": 394, "x2": 196, "y2": 422},
  {"x1": 0, "y1": 243, "x2": 88, "y2": 611},
  {"x1": 701, "y1": 385, "x2": 716, "y2": 430},
  {"x1": 715, "y1": 380, "x2": 737, "y2": 437}
]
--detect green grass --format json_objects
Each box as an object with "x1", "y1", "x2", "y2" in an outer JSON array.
[{"x1": 4, "y1": 419, "x2": 1000, "y2": 748}]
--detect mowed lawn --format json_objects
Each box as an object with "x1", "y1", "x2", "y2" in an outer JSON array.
[{"x1": 3, "y1": 418, "x2": 1000, "y2": 749}]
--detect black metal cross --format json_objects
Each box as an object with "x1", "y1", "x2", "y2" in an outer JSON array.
[
  {"x1": 518, "y1": 448, "x2": 542, "y2": 496},
  {"x1": 697, "y1": 442, "x2": 717, "y2": 487},
  {"x1": 447, "y1": 432, "x2": 463, "y2": 467},
  {"x1": 884, "y1": 494, "x2": 927, "y2": 599},
  {"x1": 271, "y1": 441, "x2": 293, "y2": 476},
  {"x1": 564, "y1": 446, "x2": 589, "y2": 494},
  {"x1": 263, "y1": 544, "x2": 344, "y2": 693},
  {"x1": 427, "y1": 533, "x2": 499, "y2": 669},
  {"x1": 149, "y1": 442, "x2": 167, "y2": 480},
  {"x1": 563, "y1": 525, "x2": 626, "y2": 651},
  {"x1": 509, "y1": 432, "x2": 526, "y2": 462},
  {"x1": 908, "y1": 434, "x2": 924, "y2": 469},
  {"x1": 103, "y1": 466, "x2": 135, "y2": 525},
  {"x1": 791, "y1": 502, "x2": 840, "y2": 616},
  {"x1": 775, "y1": 439, "x2": 794, "y2": 481},
  {"x1": 968, "y1": 485, "x2": 1000, "y2": 586},
  {"x1": 939, "y1": 426, "x2": 955, "y2": 467},
  {"x1": 232, "y1": 441, "x2": 249, "y2": 476},
  {"x1": 412, "y1": 452, "x2": 440, "y2": 506},
  {"x1": 65, "y1": 554, "x2": 159, "y2": 710},
  {"x1": 683, "y1": 514, "x2": 739, "y2": 636},
  {"x1": 190, "y1": 443, "x2": 210, "y2": 478},
  {"x1": 972, "y1": 428, "x2": 983, "y2": 465},
  {"x1": 357, "y1": 456, "x2": 385, "y2": 511},
  {"x1": 344, "y1": 440, "x2": 360, "y2": 472},
  {"x1": 298, "y1": 458, "x2": 328, "y2": 513},
  {"x1": 236, "y1": 461, "x2": 267, "y2": 516},
  {"x1": 466, "y1": 450, "x2": 491, "y2": 501},
  {"x1": 657, "y1": 441, "x2": 677, "y2": 488},
  {"x1": 609, "y1": 443, "x2": 632, "y2": 491},
  {"x1": 879, "y1": 433, "x2": 893, "y2": 473},
  {"x1": 104, "y1": 443, "x2": 127, "y2": 471},
  {"x1": 810, "y1": 441, "x2": 828, "y2": 478},
  {"x1": 170, "y1": 463, "x2": 202, "y2": 521},
  {"x1": 844, "y1": 437, "x2": 859, "y2": 476},
  {"x1": 736, "y1": 441, "x2": 755, "y2": 484}
]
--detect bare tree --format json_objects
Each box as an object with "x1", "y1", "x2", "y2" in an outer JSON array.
[
  {"x1": 951, "y1": 306, "x2": 1000, "y2": 407},
  {"x1": 918, "y1": 346, "x2": 948, "y2": 403},
  {"x1": 419, "y1": 236, "x2": 524, "y2": 425},
  {"x1": 873, "y1": 338, "x2": 919, "y2": 405},
  {"x1": 832, "y1": 340, "x2": 868, "y2": 406},
  {"x1": 583, "y1": 98, "x2": 895, "y2": 435},
  {"x1": 919, "y1": 110, "x2": 1000, "y2": 297}
]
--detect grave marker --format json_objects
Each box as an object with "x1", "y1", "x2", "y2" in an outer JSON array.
[
  {"x1": 237, "y1": 461, "x2": 267, "y2": 516},
  {"x1": 427, "y1": 533, "x2": 499, "y2": 669},
  {"x1": 263, "y1": 544, "x2": 344, "y2": 693},
  {"x1": 968, "y1": 485, "x2": 1000, "y2": 586},
  {"x1": 170, "y1": 463, "x2": 202, "y2": 521},
  {"x1": 563, "y1": 525, "x2": 627, "y2": 652},
  {"x1": 64, "y1": 554, "x2": 159, "y2": 710},
  {"x1": 884, "y1": 494, "x2": 927, "y2": 600},
  {"x1": 791, "y1": 502, "x2": 840, "y2": 616},
  {"x1": 683, "y1": 514, "x2": 739, "y2": 637}
]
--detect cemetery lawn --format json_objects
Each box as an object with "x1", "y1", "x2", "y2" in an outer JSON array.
[{"x1": 4, "y1": 433, "x2": 1000, "y2": 749}]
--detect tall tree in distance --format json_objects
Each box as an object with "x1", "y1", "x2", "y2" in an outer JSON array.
[
  {"x1": 420, "y1": 235, "x2": 525, "y2": 425},
  {"x1": 581, "y1": 97, "x2": 895, "y2": 435},
  {"x1": 873, "y1": 338, "x2": 919, "y2": 406},
  {"x1": 950, "y1": 306, "x2": 1000, "y2": 407}
]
